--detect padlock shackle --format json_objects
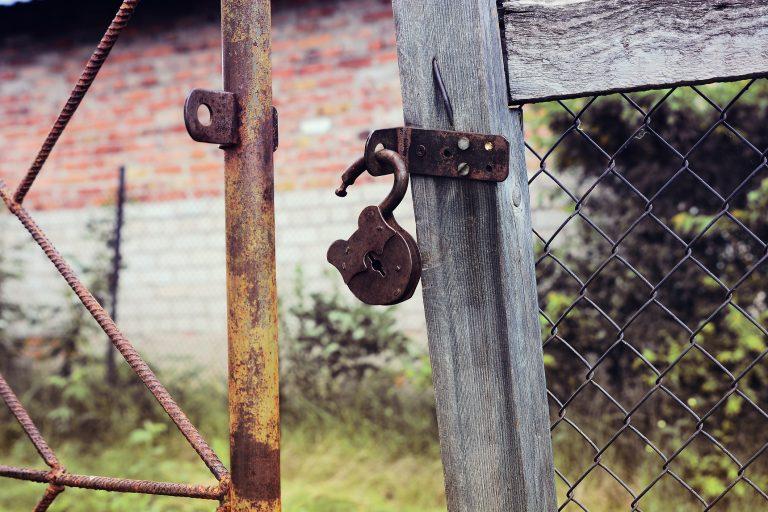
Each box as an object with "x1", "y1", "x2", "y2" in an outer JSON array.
[
  {"x1": 335, "y1": 156, "x2": 367, "y2": 197},
  {"x1": 334, "y1": 150, "x2": 409, "y2": 218},
  {"x1": 375, "y1": 149, "x2": 408, "y2": 218}
]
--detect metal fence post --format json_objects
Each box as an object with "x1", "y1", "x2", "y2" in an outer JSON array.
[
  {"x1": 390, "y1": 1, "x2": 557, "y2": 510},
  {"x1": 106, "y1": 165, "x2": 126, "y2": 385},
  {"x1": 221, "y1": 1, "x2": 280, "y2": 510}
]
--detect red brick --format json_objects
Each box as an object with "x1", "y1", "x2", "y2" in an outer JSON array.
[{"x1": 0, "y1": 0, "x2": 402, "y2": 211}]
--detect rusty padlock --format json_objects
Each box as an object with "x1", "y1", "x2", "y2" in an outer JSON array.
[{"x1": 327, "y1": 149, "x2": 421, "y2": 306}]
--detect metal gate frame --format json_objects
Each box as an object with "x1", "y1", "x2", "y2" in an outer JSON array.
[{"x1": 0, "y1": 1, "x2": 280, "y2": 511}]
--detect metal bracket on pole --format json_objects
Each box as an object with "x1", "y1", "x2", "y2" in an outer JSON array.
[
  {"x1": 364, "y1": 127, "x2": 509, "y2": 182},
  {"x1": 184, "y1": 89, "x2": 239, "y2": 147},
  {"x1": 184, "y1": 88, "x2": 279, "y2": 151}
]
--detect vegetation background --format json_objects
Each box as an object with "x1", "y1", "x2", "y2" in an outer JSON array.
[
  {"x1": 529, "y1": 80, "x2": 768, "y2": 509},
  {"x1": 2, "y1": 80, "x2": 768, "y2": 511}
]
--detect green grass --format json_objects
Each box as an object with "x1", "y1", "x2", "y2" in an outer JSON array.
[
  {"x1": 5, "y1": 418, "x2": 768, "y2": 511},
  {"x1": 0, "y1": 422, "x2": 446, "y2": 511},
  {"x1": 283, "y1": 423, "x2": 445, "y2": 512}
]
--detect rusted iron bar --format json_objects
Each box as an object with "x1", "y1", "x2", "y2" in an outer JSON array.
[
  {"x1": 2, "y1": 351, "x2": 68, "y2": 510},
  {"x1": 0, "y1": 465, "x2": 223, "y2": 500},
  {"x1": 33, "y1": 482, "x2": 65, "y2": 512},
  {"x1": 0, "y1": 373, "x2": 60, "y2": 469},
  {"x1": 221, "y1": 0, "x2": 281, "y2": 509},
  {"x1": 13, "y1": 0, "x2": 140, "y2": 204},
  {"x1": 0, "y1": 181, "x2": 229, "y2": 483}
]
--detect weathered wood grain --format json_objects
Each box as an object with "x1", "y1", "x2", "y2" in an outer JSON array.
[
  {"x1": 501, "y1": 0, "x2": 768, "y2": 103},
  {"x1": 391, "y1": 0, "x2": 557, "y2": 510}
]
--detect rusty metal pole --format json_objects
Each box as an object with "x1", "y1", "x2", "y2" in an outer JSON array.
[
  {"x1": 106, "y1": 165, "x2": 126, "y2": 385},
  {"x1": 221, "y1": 1, "x2": 280, "y2": 511}
]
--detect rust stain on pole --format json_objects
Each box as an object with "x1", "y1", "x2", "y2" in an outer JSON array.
[{"x1": 221, "y1": 0, "x2": 280, "y2": 511}]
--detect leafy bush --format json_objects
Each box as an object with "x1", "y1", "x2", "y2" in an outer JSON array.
[
  {"x1": 2, "y1": 266, "x2": 434, "y2": 454},
  {"x1": 280, "y1": 273, "x2": 436, "y2": 450},
  {"x1": 0, "y1": 359, "x2": 227, "y2": 451}
]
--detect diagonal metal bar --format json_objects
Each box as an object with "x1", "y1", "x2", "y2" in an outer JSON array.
[
  {"x1": 0, "y1": 181, "x2": 229, "y2": 482},
  {"x1": 0, "y1": 373, "x2": 60, "y2": 470},
  {"x1": 13, "y1": 0, "x2": 141, "y2": 204},
  {"x1": 33, "y1": 482, "x2": 65, "y2": 512},
  {"x1": 0, "y1": 373, "x2": 67, "y2": 510}
]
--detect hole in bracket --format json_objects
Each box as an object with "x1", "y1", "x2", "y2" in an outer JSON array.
[
  {"x1": 197, "y1": 103, "x2": 212, "y2": 127},
  {"x1": 443, "y1": 148, "x2": 453, "y2": 158}
]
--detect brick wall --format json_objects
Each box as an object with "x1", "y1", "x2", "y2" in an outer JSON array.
[
  {"x1": 0, "y1": 0, "x2": 400, "y2": 209},
  {"x1": 0, "y1": 183, "x2": 424, "y2": 374}
]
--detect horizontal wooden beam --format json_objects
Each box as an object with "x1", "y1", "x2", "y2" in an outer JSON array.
[{"x1": 501, "y1": 0, "x2": 768, "y2": 103}]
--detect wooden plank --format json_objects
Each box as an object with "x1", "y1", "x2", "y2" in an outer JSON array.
[
  {"x1": 390, "y1": 1, "x2": 557, "y2": 510},
  {"x1": 501, "y1": 0, "x2": 768, "y2": 103}
]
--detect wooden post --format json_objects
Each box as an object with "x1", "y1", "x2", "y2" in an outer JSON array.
[{"x1": 390, "y1": 1, "x2": 557, "y2": 510}]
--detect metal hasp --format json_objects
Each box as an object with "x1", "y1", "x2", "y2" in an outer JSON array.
[
  {"x1": 364, "y1": 127, "x2": 510, "y2": 182},
  {"x1": 327, "y1": 127, "x2": 508, "y2": 306}
]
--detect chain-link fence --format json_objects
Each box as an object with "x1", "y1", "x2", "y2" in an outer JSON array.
[
  {"x1": 527, "y1": 79, "x2": 768, "y2": 510},
  {"x1": 0, "y1": 173, "x2": 229, "y2": 375}
]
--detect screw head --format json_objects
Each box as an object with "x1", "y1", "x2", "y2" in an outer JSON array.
[
  {"x1": 458, "y1": 137, "x2": 470, "y2": 151},
  {"x1": 457, "y1": 162, "x2": 470, "y2": 176},
  {"x1": 416, "y1": 145, "x2": 426, "y2": 157}
]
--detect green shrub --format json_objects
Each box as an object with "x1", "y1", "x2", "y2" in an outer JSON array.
[
  {"x1": 6, "y1": 360, "x2": 227, "y2": 449},
  {"x1": 280, "y1": 272, "x2": 437, "y2": 452}
]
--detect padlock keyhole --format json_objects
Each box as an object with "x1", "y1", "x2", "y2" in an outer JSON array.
[{"x1": 366, "y1": 252, "x2": 386, "y2": 277}]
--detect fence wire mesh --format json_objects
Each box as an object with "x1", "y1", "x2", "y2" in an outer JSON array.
[
  {"x1": 527, "y1": 79, "x2": 768, "y2": 510},
  {"x1": 0, "y1": 1, "x2": 230, "y2": 509}
]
